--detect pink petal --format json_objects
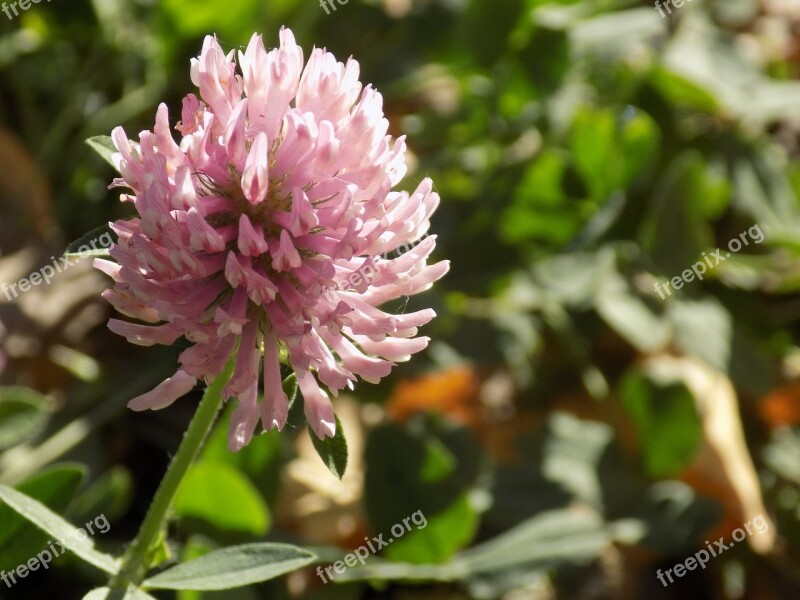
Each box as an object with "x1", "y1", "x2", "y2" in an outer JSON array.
[
  {"x1": 262, "y1": 327, "x2": 289, "y2": 431},
  {"x1": 224, "y1": 98, "x2": 249, "y2": 171},
  {"x1": 241, "y1": 132, "x2": 270, "y2": 204},
  {"x1": 128, "y1": 370, "x2": 196, "y2": 411},
  {"x1": 108, "y1": 319, "x2": 183, "y2": 346},
  {"x1": 271, "y1": 230, "x2": 301, "y2": 272},
  {"x1": 214, "y1": 287, "x2": 250, "y2": 336},
  {"x1": 228, "y1": 385, "x2": 260, "y2": 452},
  {"x1": 297, "y1": 369, "x2": 336, "y2": 439},
  {"x1": 238, "y1": 214, "x2": 269, "y2": 257},
  {"x1": 223, "y1": 320, "x2": 261, "y2": 398}
]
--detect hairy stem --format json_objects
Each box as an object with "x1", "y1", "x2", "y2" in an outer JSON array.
[{"x1": 109, "y1": 353, "x2": 236, "y2": 592}]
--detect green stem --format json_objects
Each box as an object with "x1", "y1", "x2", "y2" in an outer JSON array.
[{"x1": 110, "y1": 354, "x2": 236, "y2": 591}]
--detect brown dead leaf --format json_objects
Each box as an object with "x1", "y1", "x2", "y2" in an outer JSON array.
[
  {"x1": 274, "y1": 396, "x2": 367, "y2": 548},
  {"x1": 0, "y1": 127, "x2": 56, "y2": 250},
  {"x1": 644, "y1": 355, "x2": 777, "y2": 555}
]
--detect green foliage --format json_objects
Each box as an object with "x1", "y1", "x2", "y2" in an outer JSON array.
[
  {"x1": 69, "y1": 467, "x2": 134, "y2": 525},
  {"x1": 64, "y1": 223, "x2": 117, "y2": 258},
  {"x1": 308, "y1": 416, "x2": 348, "y2": 480},
  {"x1": 173, "y1": 461, "x2": 271, "y2": 535},
  {"x1": 142, "y1": 543, "x2": 316, "y2": 590},
  {"x1": 201, "y1": 411, "x2": 283, "y2": 504},
  {"x1": 0, "y1": 464, "x2": 86, "y2": 571},
  {"x1": 4, "y1": 0, "x2": 800, "y2": 596},
  {"x1": 0, "y1": 387, "x2": 51, "y2": 450},
  {"x1": 85, "y1": 136, "x2": 119, "y2": 171},
  {"x1": 338, "y1": 507, "x2": 610, "y2": 594},
  {"x1": 0, "y1": 483, "x2": 119, "y2": 574},
  {"x1": 364, "y1": 419, "x2": 481, "y2": 564},
  {"x1": 620, "y1": 367, "x2": 703, "y2": 477},
  {"x1": 570, "y1": 106, "x2": 659, "y2": 199},
  {"x1": 460, "y1": 508, "x2": 609, "y2": 577}
]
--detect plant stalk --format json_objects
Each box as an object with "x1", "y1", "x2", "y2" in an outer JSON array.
[{"x1": 109, "y1": 354, "x2": 235, "y2": 592}]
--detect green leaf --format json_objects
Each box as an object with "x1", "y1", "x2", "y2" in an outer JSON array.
[
  {"x1": 83, "y1": 586, "x2": 158, "y2": 600},
  {"x1": 0, "y1": 484, "x2": 119, "y2": 574},
  {"x1": 308, "y1": 415, "x2": 348, "y2": 480},
  {"x1": 201, "y1": 406, "x2": 283, "y2": 504},
  {"x1": 619, "y1": 366, "x2": 703, "y2": 477},
  {"x1": 388, "y1": 494, "x2": 476, "y2": 564},
  {"x1": 0, "y1": 387, "x2": 51, "y2": 450},
  {"x1": 660, "y1": 13, "x2": 800, "y2": 125},
  {"x1": 571, "y1": 107, "x2": 617, "y2": 199},
  {"x1": 283, "y1": 373, "x2": 298, "y2": 409},
  {"x1": 541, "y1": 413, "x2": 615, "y2": 510},
  {"x1": 619, "y1": 110, "x2": 660, "y2": 186},
  {"x1": 637, "y1": 481, "x2": 722, "y2": 555},
  {"x1": 730, "y1": 141, "x2": 800, "y2": 235},
  {"x1": 667, "y1": 298, "x2": 732, "y2": 372},
  {"x1": 173, "y1": 461, "x2": 270, "y2": 535},
  {"x1": 69, "y1": 467, "x2": 133, "y2": 525},
  {"x1": 500, "y1": 149, "x2": 581, "y2": 246},
  {"x1": 595, "y1": 269, "x2": 671, "y2": 354},
  {"x1": 176, "y1": 536, "x2": 215, "y2": 600},
  {"x1": 460, "y1": 509, "x2": 608, "y2": 574},
  {"x1": 156, "y1": 0, "x2": 280, "y2": 50},
  {"x1": 142, "y1": 543, "x2": 316, "y2": 590},
  {"x1": 85, "y1": 136, "x2": 119, "y2": 170},
  {"x1": 338, "y1": 509, "x2": 609, "y2": 585},
  {"x1": 764, "y1": 428, "x2": 800, "y2": 484},
  {"x1": 640, "y1": 151, "x2": 717, "y2": 276},
  {"x1": 47, "y1": 345, "x2": 101, "y2": 382},
  {"x1": 364, "y1": 420, "x2": 482, "y2": 564},
  {"x1": 419, "y1": 437, "x2": 456, "y2": 483},
  {"x1": 176, "y1": 537, "x2": 262, "y2": 600},
  {"x1": 0, "y1": 464, "x2": 86, "y2": 559},
  {"x1": 64, "y1": 223, "x2": 116, "y2": 259},
  {"x1": 650, "y1": 67, "x2": 720, "y2": 114},
  {"x1": 463, "y1": 0, "x2": 526, "y2": 66},
  {"x1": 571, "y1": 106, "x2": 659, "y2": 199}
]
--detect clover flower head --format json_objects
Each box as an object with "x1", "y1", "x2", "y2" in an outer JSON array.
[{"x1": 95, "y1": 28, "x2": 448, "y2": 450}]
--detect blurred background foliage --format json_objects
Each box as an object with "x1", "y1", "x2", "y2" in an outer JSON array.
[{"x1": 2, "y1": 0, "x2": 800, "y2": 598}]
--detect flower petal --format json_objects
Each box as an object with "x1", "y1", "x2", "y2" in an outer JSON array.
[{"x1": 128, "y1": 370, "x2": 196, "y2": 411}]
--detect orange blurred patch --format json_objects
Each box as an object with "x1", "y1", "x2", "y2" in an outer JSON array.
[
  {"x1": 477, "y1": 414, "x2": 544, "y2": 463},
  {"x1": 758, "y1": 382, "x2": 800, "y2": 427},
  {"x1": 387, "y1": 366, "x2": 549, "y2": 463},
  {"x1": 387, "y1": 365, "x2": 481, "y2": 427}
]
